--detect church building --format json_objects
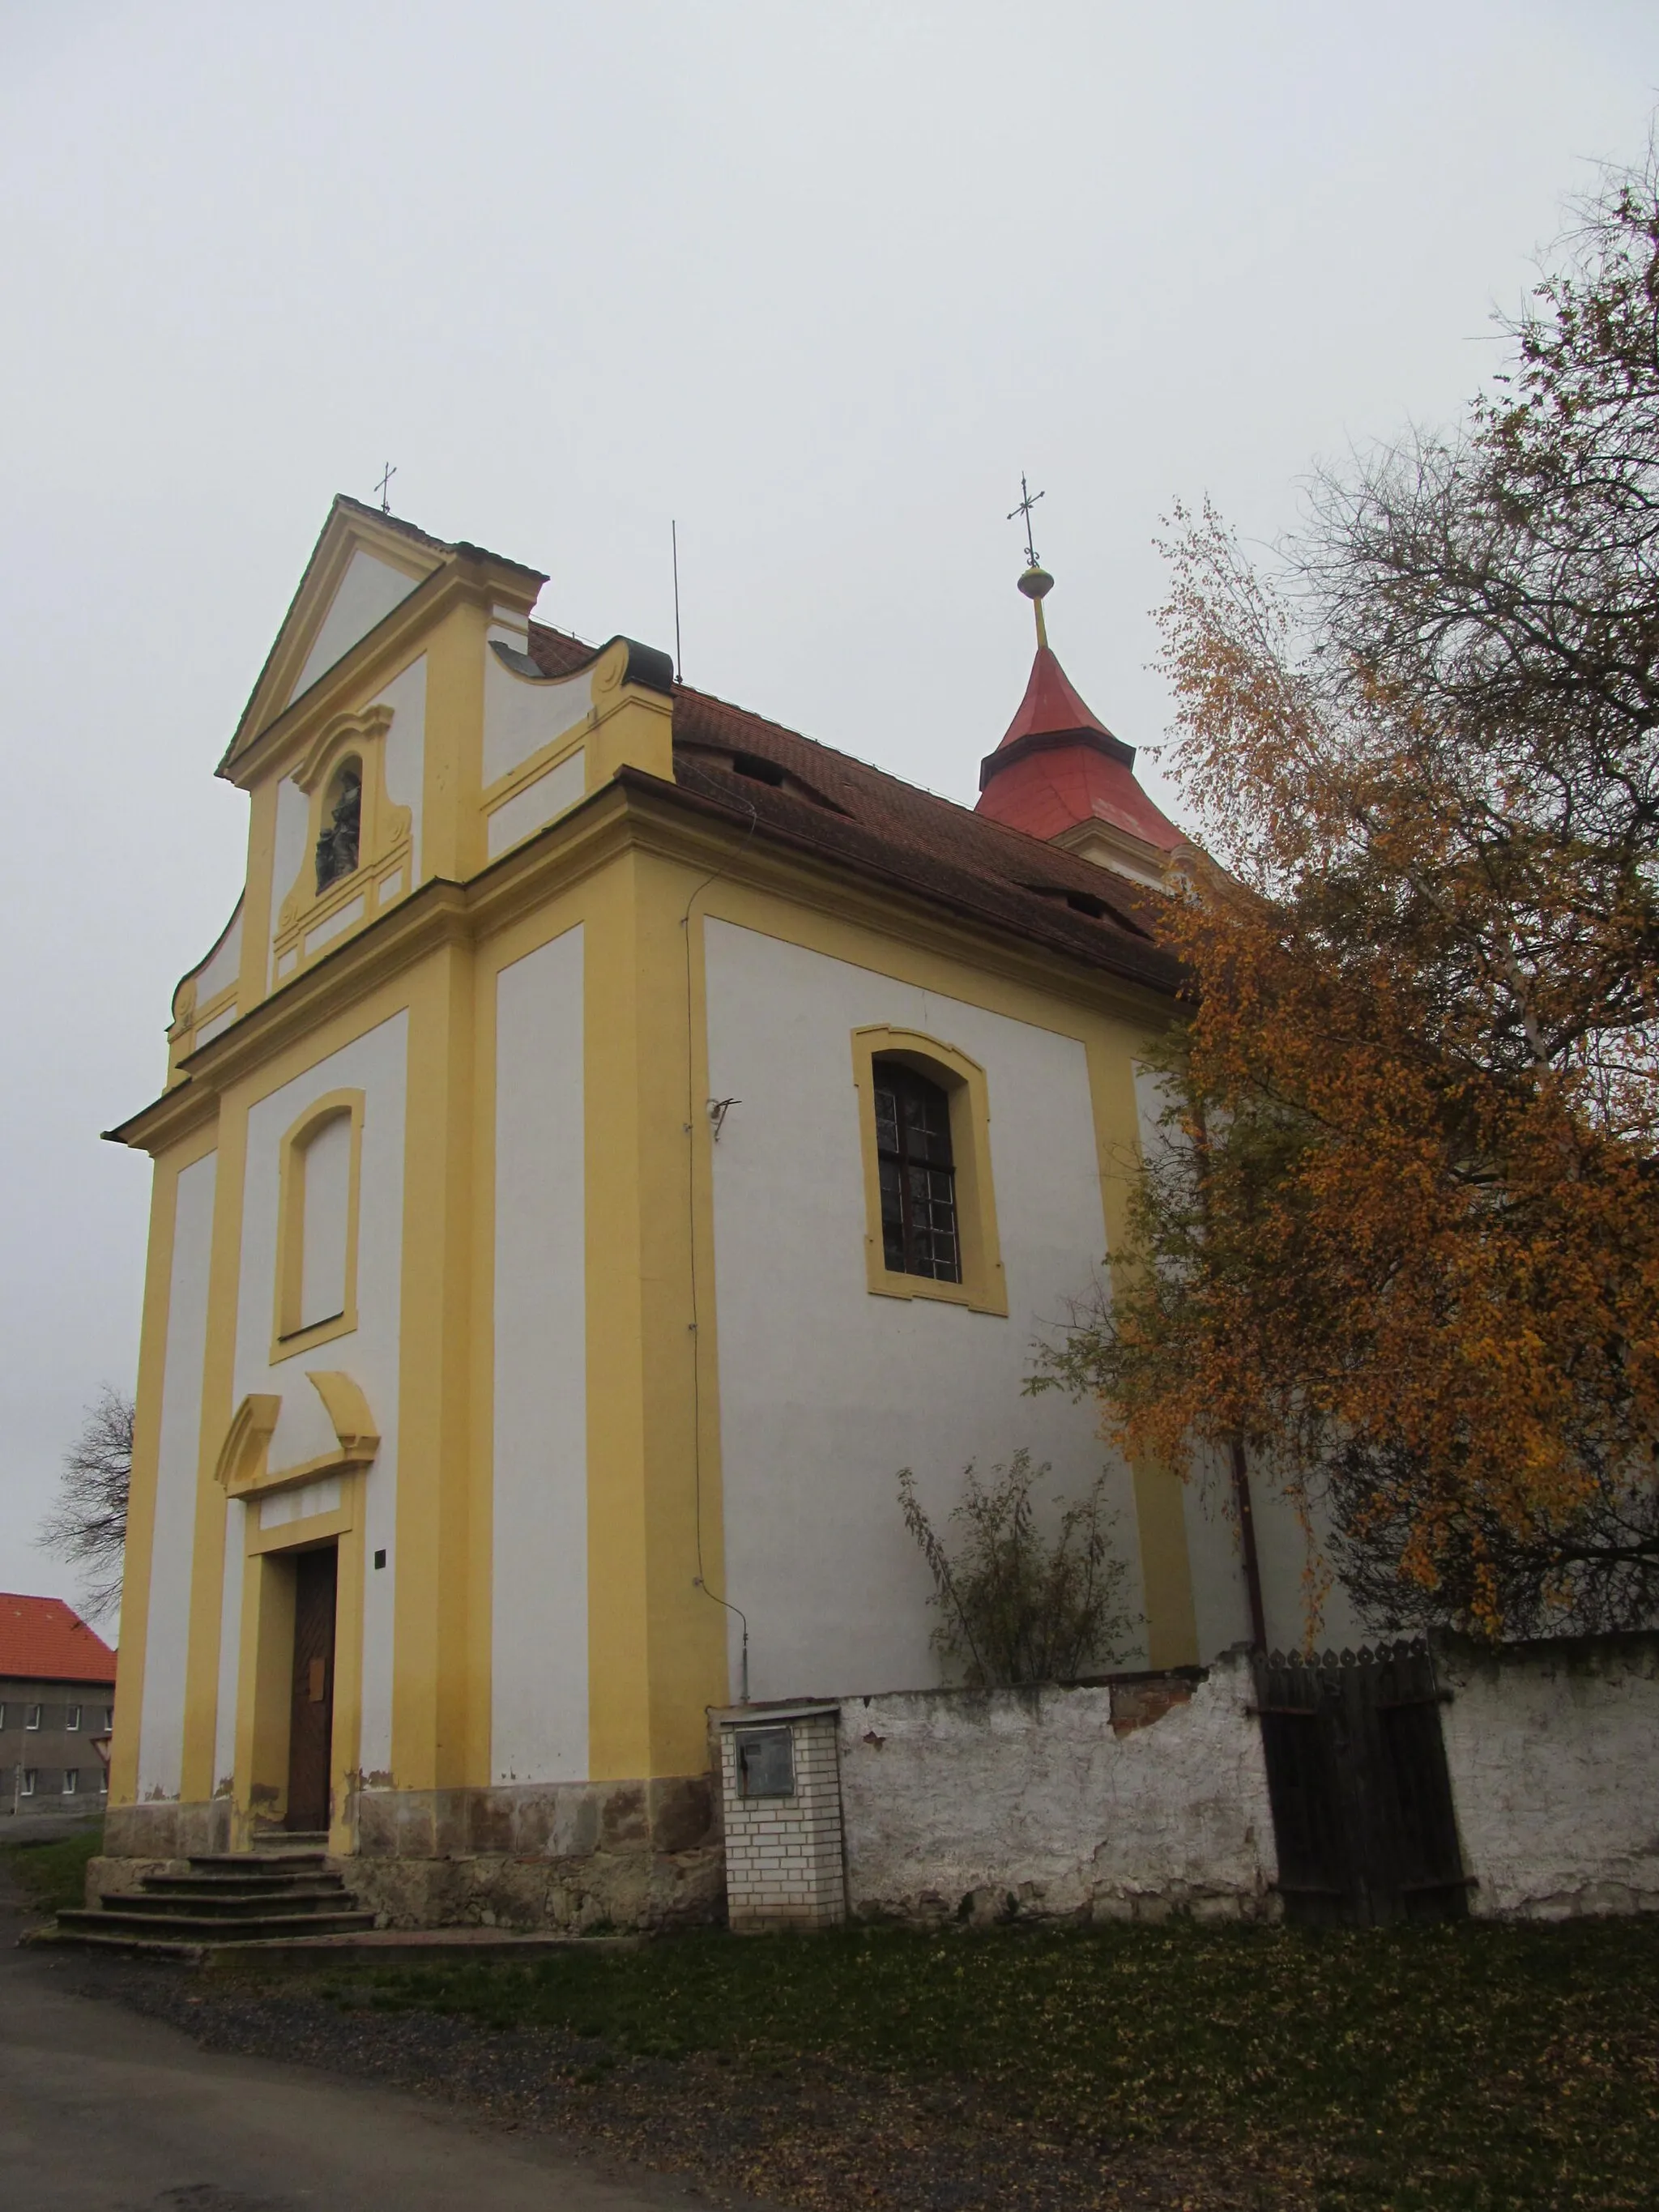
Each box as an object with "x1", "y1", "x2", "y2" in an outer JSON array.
[{"x1": 103, "y1": 496, "x2": 1320, "y2": 1924}]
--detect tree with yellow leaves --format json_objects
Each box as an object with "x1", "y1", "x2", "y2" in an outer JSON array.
[{"x1": 1041, "y1": 148, "x2": 1659, "y2": 1637}]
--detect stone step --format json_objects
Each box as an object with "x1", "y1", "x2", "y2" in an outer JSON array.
[
  {"x1": 185, "y1": 1852, "x2": 328, "y2": 1873},
  {"x1": 31, "y1": 1929, "x2": 211, "y2": 1961},
  {"x1": 141, "y1": 1873, "x2": 349, "y2": 1900},
  {"x1": 57, "y1": 1906, "x2": 377, "y2": 1945},
  {"x1": 111, "y1": 1887, "x2": 352, "y2": 1920}
]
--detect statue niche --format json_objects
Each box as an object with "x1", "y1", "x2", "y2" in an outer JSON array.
[{"x1": 315, "y1": 761, "x2": 362, "y2": 892}]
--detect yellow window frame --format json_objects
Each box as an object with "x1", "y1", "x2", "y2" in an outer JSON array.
[
  {"x1": 271, "y1": 1088, "x2": 365, "y2": 1362},
  {"x1": 850, "y1": 1025, "x2": 1007, "y2": 1315}
]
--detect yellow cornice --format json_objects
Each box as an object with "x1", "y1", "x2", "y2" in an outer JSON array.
[
  {"x1": 226, "y1": 506, "x2": 444, "y2": 767},
  {"x1": 212, "y1": 1370, "x2": 381, "y2": 1502},
  {"x1": 222, "y1": 531, "x2": 546, "y2": 789},
  {"x1": 606, "y1": 779, "x2": 1180, "y2": 1030},
  {"x1": 108, "y1": 777, "x2": 1175, "y2": 1157}
]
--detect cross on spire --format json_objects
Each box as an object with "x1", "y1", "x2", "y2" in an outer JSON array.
[
  {"x1": 374, "y1": 462, "x2": 397, "y2": 514},
  {"x1": 1007, "y1": 472, "x2": 1045, "y2": 569}
]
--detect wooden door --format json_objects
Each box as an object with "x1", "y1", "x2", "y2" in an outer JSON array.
[
  {"x1": 286, "y1": 1545, "x2": 338, "y2": 1832},
  {"x1": 1254, "y1": 1642, "x2": 1467, "y2": 1924}
]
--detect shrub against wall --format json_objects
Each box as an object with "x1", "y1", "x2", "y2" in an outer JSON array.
[{"x1": 897, "y1": 1451, "x2": 1129, "y2": 1687}]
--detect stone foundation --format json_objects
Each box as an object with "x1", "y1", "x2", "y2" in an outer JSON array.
[
  {"x1": 95, "y1": 1773, "x2": 723, "y2": 1933},
  {"x1": 104, "y1": 1798, "x2": 232, "y2": 1859},
  {"x1": 83, "y1": 1855, "x2": 186, "y2": 1906}
]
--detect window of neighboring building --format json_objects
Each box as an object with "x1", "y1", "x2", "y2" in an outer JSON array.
[
  {"x1": 103, "y1": 1706, "x2": 114, "y2": 1731},
  {"x1": 19, "y1": 1770, "x2": 35, "y2": 1796},
  {"x1": 65, "y1": 1705, "x2": 80, "y2": 1732},
  {"x1": 96, "y1": 1765, "x2": 108, "y2": 1794},
  {"x1": 873, "y1": 1059, "x2": 962, "y2": 1283},
  {"x1": 851, "y1": 1028, "x2": 1008, "y2": 1316},
  {"x1": 0, "y1": 1704, "x2": 6, "y2": 1729},
  {"x1": 62, "y1": 1768, "x2": 78, "y2": 1795},
  {"x1": 24, "y1": 1705, "x2": 41, "y2": 1731}
]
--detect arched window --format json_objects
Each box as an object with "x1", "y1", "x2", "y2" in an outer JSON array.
[
  {"x1": 272, "y1": 1091, "x2": 364, "y2": 1357},
  {"x1": 852, "y1": 1029, "x2": 1006, "y2": 1315},
  {"x1": 294, "y1": 1109, "x2": 352, "y2": 1329},
  {"x1": 314, "y1": 759, "x2": 362, "y2": 891},
  {"x1": 872, "y1": 1057, "x2": 961, "y2": 1283}
]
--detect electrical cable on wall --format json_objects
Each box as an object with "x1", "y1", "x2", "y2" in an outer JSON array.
[{"x1": 680, "y1": 789, "x2": 760, "y2": 1701}]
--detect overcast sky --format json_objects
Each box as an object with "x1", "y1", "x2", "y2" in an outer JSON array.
[{"x1": 2, "y1": 2, "x2": 1656, "y2": 1610}]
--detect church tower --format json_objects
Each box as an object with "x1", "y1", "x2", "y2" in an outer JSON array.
[{"x1": 976, "y1": 557, "x2": 1182, "y2": 890}]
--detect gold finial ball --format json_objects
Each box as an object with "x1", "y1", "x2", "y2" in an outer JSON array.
[{"x1": 1017, "y1": 564, "x2": 1054, "y2": 602}]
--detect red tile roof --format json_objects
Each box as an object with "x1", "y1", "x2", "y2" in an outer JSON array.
[
  {"x1": 526, "y1": 623, "x2": 1182, "y2": 999},
  {"x1": 996, "y1": 644, "x2": 1118, "y2": 752},
  {"x1": 976, "y1": 644, "x2": 1183, "y2": 852},
  {"x1": 0, "y1": 1594, "x2": 117, "y2": 1685},
  {"x1": 978, "y1": 732, "x2": 1185, "y2": 850}
]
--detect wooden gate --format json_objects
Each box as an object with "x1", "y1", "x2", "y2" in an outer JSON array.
[
  {"x1": 1253, "y1": 1641, "x2": 1469, "y2": 1925},
  {"x1": 286, "y1": 1545, "x2": 338, "y2": 1833}
]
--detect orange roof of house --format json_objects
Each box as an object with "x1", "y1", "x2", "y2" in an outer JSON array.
[{"x1": 0, "y1": 1594, "x2": 117, "y2": 1684}]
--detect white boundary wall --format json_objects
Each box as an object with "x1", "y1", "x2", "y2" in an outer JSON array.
[
  {"x1": 838, "y1": 1653, "x2": 1277, "y2": 1922},
  {"x1": 713, "y1": 1654, "x2": 1279, "y2": 1929},
  {"x1": 714, "y1": 1641, "x2": 1659, "y2": 1931},
  {"x1": 1439, "y1": 1634, "x2": 1659, "y2": 1920}
]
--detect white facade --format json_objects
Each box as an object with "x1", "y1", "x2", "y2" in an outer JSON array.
[
  {"x1": 490, "y1": 925, "x2": 587, "y2": 1784},
  {"x1": 703, "y1": 917, "x2": 1152, "y2": 1700},
  {"x1": 218, "y1": 1013, "x2": 410, "y2": 1784},
  {"x1": 290, "y1": 549, "x2": 421, "y2": 703}
]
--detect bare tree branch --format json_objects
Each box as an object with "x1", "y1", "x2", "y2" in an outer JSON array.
[{"x1": 38, "y1": 1386, "x2": 133, "y2": 1624}]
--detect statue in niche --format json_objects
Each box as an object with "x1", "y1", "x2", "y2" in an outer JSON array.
[{"x1": 315, "y1": 762, "x2": 362, "y2": 890}]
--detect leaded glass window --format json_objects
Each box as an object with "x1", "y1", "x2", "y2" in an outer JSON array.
[{"x1": 873, "y1": 1059, "x2": 961, "y2": 1282}]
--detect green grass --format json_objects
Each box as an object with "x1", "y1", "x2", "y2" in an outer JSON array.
[
  {"x1": 0, "y1": 1818, "x2": 103, "y2": 1917},
  {"x1": 311, "y1": 1916, "x2": 1659, "y2": 2210}
]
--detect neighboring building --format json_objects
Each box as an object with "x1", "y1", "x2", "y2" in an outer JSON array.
[
  {"x1": 0, "y1": 1594, "x2": 117, "y2": 1816},
  {"x1": 102, "y1": 498, "x2": 1355, "y2": 1920}
]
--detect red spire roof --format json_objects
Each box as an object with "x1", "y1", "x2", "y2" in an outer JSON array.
[
  {"x1": 996, "y1": 644, "x2": 1117, "y2": 753},
  {"x1": 0, "y1": 1593, "x2": 117, "y2": 1683},
  {"x1": 975, "y1": 603, "x2": 1183, "y2": 856}
]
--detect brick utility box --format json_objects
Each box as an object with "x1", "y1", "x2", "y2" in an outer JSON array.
[{"x1": 715, "y1": 1703, "x2": 846, "y2": 1931}]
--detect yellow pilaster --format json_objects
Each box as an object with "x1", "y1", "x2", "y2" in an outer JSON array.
[
  {"x1": 587, "y1": 677, "x2": 675, "y2": 790},
  {"x1": 1085, "y1": 1028, "x2": 1199, "y2": 1669},
  {"x1": 329, "y1": 1494, "x2": 367, "y2": 1847},
  {"x1": 237, "y1": 781, "x2": 278, "y2": 1013},
  {"x1": 232, "y1": 1546, "x2": 294, "y2": 1841},
  {"x1": 420, "y1": 603, "x2": 490, "y2": 884},
  {"x1": 109, "y1": 1134, "x2": 211, "y2": 1806},
  {"x1": 180, "y1": 1100, "x2": 249, "y2": 1801},
  {"x1": 390, "y1": 947, "x2": 478, "y2": 1790},
  {"x1": 584, "y1": 849, "x2": 728, "y2": 1780}
]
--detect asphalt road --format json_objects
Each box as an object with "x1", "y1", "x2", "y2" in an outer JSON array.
[{"x1": 0, "y1": 1877, "x2": 751, "y2": 2212}]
